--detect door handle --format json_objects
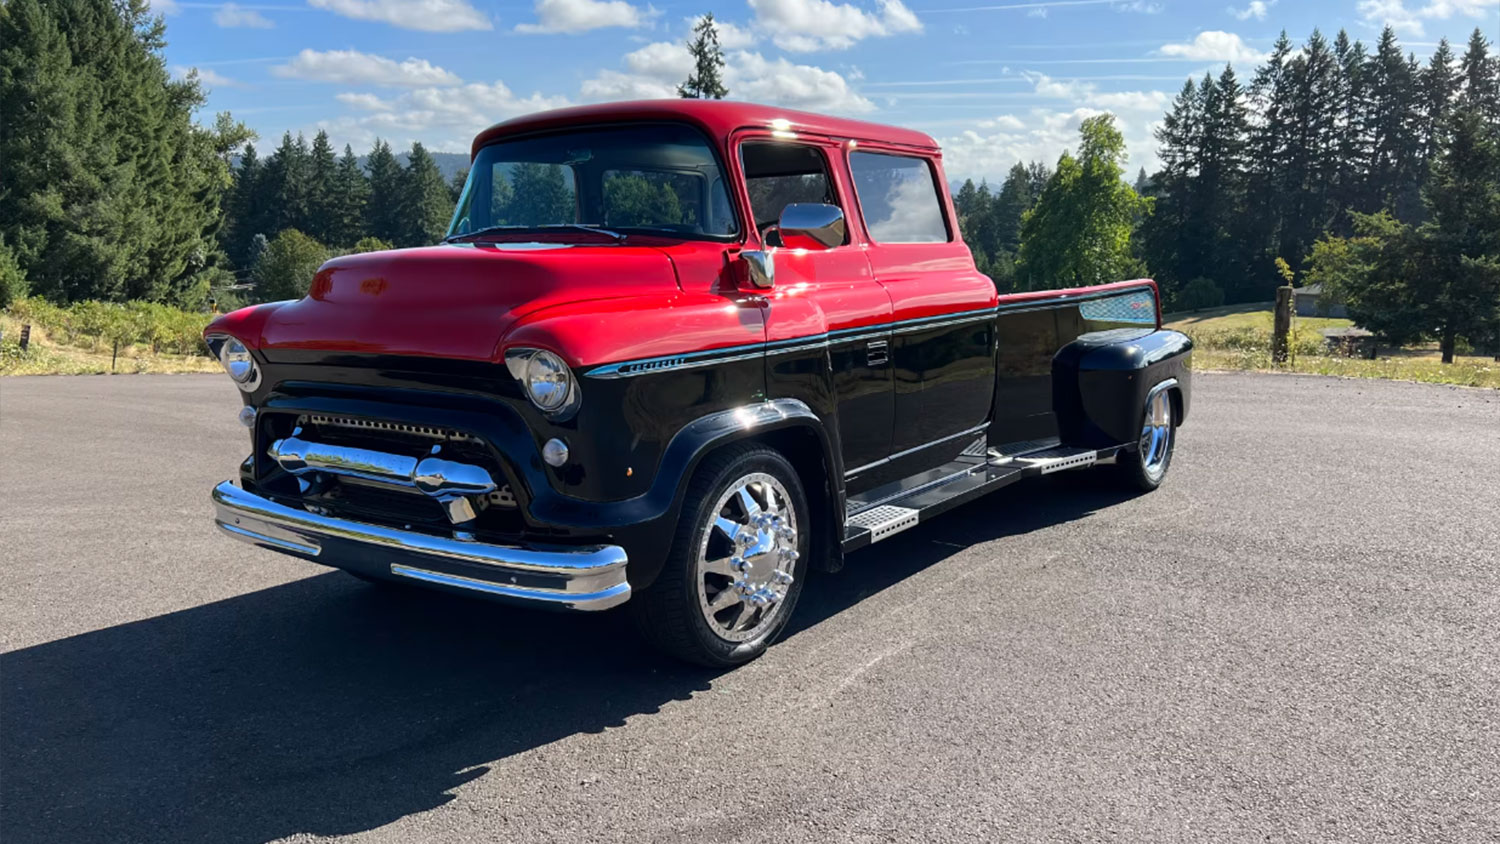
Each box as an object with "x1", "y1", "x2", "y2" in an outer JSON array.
[{"x1": 867, "y1": 339, "x2": 889, "y2": 367}]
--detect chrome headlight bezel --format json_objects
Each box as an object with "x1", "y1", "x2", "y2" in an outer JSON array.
[
  {"x1": 505, "y1": 347, "x2": 580, "y2": 420},
  {"x1": 206, "y1": 334, "x2": 261, "y2": 392}
]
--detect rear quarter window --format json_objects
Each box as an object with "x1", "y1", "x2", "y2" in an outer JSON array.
[{"x1": 848, "y1": 151, "x2": 950, "y2": 244}]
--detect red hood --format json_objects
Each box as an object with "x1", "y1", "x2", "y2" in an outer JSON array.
[{"x1": 249, "y1": 243, "x2": 681, "y2": 363}]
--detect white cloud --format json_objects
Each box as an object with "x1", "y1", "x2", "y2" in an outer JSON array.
[
  {"x1": 579, "y1": 42, "x2": 874, "y2": 113},
  {"x1": 171, "y1": 66, "x2": 241, "y2": 88},
  {"x1": 149, "y1": 0, "x2": 181, "y2": 14},
  {"x1": 1112, "y1": 0, "x2": 1163, "y2": 12},
  {"x1": 214, "y1": 3, "x2": 274, "y2": 28},
  {"x1": 309, "y1": 0, "x2": 492, "y2": 32},
  {"x1": 1156, "y1": 31, "x2": 1269, "y2": 63},
  {"x1": 322, "y1": 82, "x2": 571, "y2": 151},
  {"x1": 1356, "y1": 0, "x2": 1493, "y2": 36},
  {"x1": 1228, "y1": 0, "x2": 1273, "y2": 21},
  {"x1": 1024, "y1": 71, "x2": 1169, "y2": 113},
  {"x1": 941, "y1": 106, "x2": 1163, "y2": 183},
  {"x1": 336, "y1": 92, "x2": 394, "y2": 111},
  {"x1": 731, "y1": 51, "x2": 876, "y2": 112},
  {"x1": 748, "y1": 0, "x2": 922, "y2": 52},
  {"x1": 515, "y1": 0, "x2": 653, "y2": 33},
  {"x1": 272, "y1": 50, "x2": 462, "y2": 87}
]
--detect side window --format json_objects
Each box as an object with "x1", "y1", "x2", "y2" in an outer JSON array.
[
  {"x1": 848, "y1": 151, "x2": 950, "y2": 243},
  {"x1": 740, "y1": 141, "x2": 844, "y2": 245}
]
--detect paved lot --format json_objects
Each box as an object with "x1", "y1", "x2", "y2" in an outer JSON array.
[{"x1": 2, "y1": 372, "x2": 1497, "y2": 843}]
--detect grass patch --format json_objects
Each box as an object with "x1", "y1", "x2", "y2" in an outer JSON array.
[{"x1": 1168, "y1": 306, "x2": 1500, "y2": 389}]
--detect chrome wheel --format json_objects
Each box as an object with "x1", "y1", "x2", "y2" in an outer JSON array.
[
  {"x1": 1139, "y1": 387, "x2": 1173, "y2": 481},
  {"x1": 696, "y1": 472, "x2": 799, "y2": 643}
]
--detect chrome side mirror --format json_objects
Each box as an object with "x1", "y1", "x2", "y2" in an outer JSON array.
[
  {"x1": 778, "y1": 203, "x2": 845, "y2": 250},
  {"x1": 741, "y1": 250, "x2": 775, "y2": 289}
]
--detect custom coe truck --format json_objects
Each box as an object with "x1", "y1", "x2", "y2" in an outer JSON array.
[{"x1": 206, "y1": 100, "x2": 1192, "y2": 666}]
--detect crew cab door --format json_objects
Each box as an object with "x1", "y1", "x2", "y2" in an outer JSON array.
[
  {"x1": 845, "y1": 148, "x2": 997, "y2": 464},
  {"x1": 735, "y1": 134, "x2": 894, "y2": 477}
]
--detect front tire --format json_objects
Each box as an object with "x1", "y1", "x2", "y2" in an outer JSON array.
[
  {"x1": 630, "y1": 444, "x2": 810, "y2": 667},
  {"x1": 1117, "y1": 385, "x2": 1175, "y2": 491}
]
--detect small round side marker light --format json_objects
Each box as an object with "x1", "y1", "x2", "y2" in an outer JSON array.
[
  {"x1": 542, "y1": 438, "x2": 569, "y2": 467},
  {"x1": 238, "y1": 406, "x2": 257, "y2": 428}
]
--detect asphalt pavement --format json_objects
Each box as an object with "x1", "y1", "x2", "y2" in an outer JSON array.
[{"x1": 1, "y1": 372, "x2": 1497, "y2": 843}]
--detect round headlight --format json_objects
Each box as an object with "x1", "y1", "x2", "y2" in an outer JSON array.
[
  {"x1": 219, "y1": 338, "x2": 254, "y2": 381},
  {"x1": 524, "y1": 350, "x2": 573, "y2": 411}
]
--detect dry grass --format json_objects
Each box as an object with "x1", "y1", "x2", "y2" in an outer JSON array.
[{"x1": 1, "y1": 316, "x2": 219, "y2": 377}]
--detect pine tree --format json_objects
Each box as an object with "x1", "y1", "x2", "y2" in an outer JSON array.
[
  {"x1": 994, "y1": 163, "x2": 1036, "y2": 253},
  {"x1": 0, "y1": 0, "x2": 244, "y2": 303},
  {"x1": 1332, "y1": 30, "x2": 1372, "y2": 216},
  {"x1": 260, "y1": 132, "x2": 313, "y2": 236},
  {"x1": 679, "y1": 13, "x2": 728, "y2": 99},
  {"x1": 365, "y1": 140, "x2": 405, "y2": 245},
  {"x1": 399, "y1": 142, "x2": 454, "y2": 247},
  {"x1": 1421, "y1": 39, "x2": 1459, "y2": 164},
  {"x1": 1241, "y1": 31, "x2": 1295, "y2": 283},
  {"x1": 1457, "y1": 28, "x2": 1500, "y2": 129},
  {"x1": 450, "y1": 168, "x2": 470, "y2": 204},
  {"x1": 223, "y1": 143, "x2": 263, "y2": 267},
  {"x1": 305, "y1": 130, "x2": 338, "y2": 244},
  {"x1": 329, "y1": 145, "x2": 370, "y2": 248},
  {"x1": 1364, "y1": 27, "x2": 1424, "y2": 220},
  {"x1": 1280, "y1": 30, "x2": 1342, "y2": 270},
  {"x1": 1336, "y1": 110, "x2": 1500, "y2": 362}
]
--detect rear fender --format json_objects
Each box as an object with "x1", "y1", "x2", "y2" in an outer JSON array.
[{"x1": 1052, "y1": 329, "x2": 1193, "y2": 448}]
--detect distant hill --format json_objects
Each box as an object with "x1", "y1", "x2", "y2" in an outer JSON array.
[{"x1": 364, "y1": 151, "x2": 470, "y2": 182}]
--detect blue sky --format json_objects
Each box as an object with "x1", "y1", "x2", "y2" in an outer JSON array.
[{"x1": 156, "y1": 0, "x2": 1498, "y2": 182}]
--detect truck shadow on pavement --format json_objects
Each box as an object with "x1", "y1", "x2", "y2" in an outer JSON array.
[{"x1": 0, "y1": 475, "x2": 1133, "y2": 844}]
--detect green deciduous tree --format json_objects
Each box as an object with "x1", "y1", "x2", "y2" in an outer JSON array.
[
  {"x1": 1016, "y1": 115, "x2": 1150, "y2": 289},
  {"x1": 679, "y1": 13, "x2": 728, "y2": 99},
  {"x1": 251, "y1": 229, "x2": 328, "y2": 303}
]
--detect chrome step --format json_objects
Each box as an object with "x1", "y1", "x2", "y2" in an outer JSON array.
[
  {"x1": 846, "y1": 505, "x2": 920, "y2": 543},
  {"x1": 1006, "y1": 446, "x2": 1098, "y2": 474}
]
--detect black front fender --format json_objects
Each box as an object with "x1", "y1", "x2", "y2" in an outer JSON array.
[{"x1": 589, "y1": 398, "x2": 839, "y2": 589}]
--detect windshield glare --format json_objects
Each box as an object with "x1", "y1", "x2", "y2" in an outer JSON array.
[{"x1": 448, "y1": 124, "x2": 739, "y2": 240}]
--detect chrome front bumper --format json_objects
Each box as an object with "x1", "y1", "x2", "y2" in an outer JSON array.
[{"x1": 211, "y1": 481, "x2": 631, "y2": 610}]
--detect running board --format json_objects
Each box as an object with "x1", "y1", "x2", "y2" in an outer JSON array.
[{"x1": 842, "y1": 442, "x2": 1122, "y2": 552}]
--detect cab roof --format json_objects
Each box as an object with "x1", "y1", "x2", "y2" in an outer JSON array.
[{"x1": 470, "y1": 99, "x2": 940, "y2": 158}]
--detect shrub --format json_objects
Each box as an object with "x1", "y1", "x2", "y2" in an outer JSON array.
[
  {"x1": 0, "y1": 239, "x2": 27, "y2": 308},
  {"x1": 252, "y1": 229, "x2": 330, "y2": 302},
  {"x1": 349, "y1": 236, "x2": 394, "y2": 254},
  {"x1": 1174, "y1": 277, "x2": 1225, "y2": 312}
]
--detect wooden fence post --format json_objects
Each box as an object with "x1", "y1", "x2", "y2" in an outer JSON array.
[
  {"x1": 1272, "y1": 285, "x2": 1293, "y2": 364},
  {"x1": 19, "y1": 324, "x2": 31, "y2": 352}
]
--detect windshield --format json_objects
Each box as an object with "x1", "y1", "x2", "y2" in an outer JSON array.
[{"x1": 448, "y1": 124, "x2": 739, "y2": 240}]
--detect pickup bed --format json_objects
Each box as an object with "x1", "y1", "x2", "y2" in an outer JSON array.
[{"x1": 205, "y1": 100, "x2": 1192, "y2": 666}]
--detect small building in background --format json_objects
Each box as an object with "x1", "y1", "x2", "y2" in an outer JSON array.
[{"x1": 1293, "y1": 283, "x2": 1347, "y2": 318}]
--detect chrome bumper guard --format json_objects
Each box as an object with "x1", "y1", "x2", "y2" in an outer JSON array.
[{"x1": 211, "y1": 481, "x2": 631, "y2": 610}]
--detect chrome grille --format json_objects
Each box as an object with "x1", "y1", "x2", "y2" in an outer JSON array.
[{"x1": 296, "y1": 414, "x2": 475, "y2": 443}]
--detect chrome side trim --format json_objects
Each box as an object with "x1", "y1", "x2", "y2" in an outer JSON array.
[
  {"x1": 845, "y1": 422, "x2": 990, "y2": 477},
  {"x1": 212, "y1": 481, "x2": 631, "y2": 610}
]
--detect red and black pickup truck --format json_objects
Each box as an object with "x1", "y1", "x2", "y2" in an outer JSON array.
[{"x1": 206, "y1": 100, "x2": 1192, "y2": 666}]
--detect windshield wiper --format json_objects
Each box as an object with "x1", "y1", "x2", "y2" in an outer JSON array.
[{"x1": 445, "y1": 224, "x2": 625, "y2": 244}]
